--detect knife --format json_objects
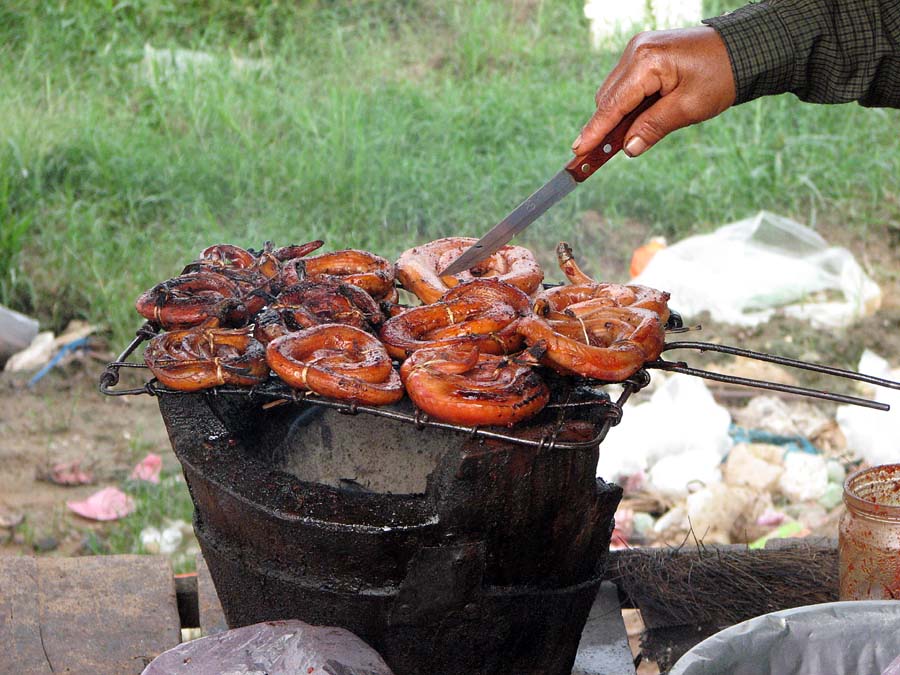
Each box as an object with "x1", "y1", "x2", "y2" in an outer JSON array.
[{"x1": 441, "y1": 93, "x2": 661, "y2": 277}]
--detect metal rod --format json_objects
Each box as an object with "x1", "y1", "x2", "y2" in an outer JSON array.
[
  {"x1": 664, "y1": 340, "x2": 900, "y2": 390},
  {"x1": 98, "y1": 323, "x2": 157, "y2": 396},
  {"x1": 649, "y1": 359, "x2": 890, "y2": 411}
]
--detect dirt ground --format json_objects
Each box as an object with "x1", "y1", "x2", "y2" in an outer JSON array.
[
  {"x1": 1, "y1": 217, "x2": 898, "y2": 559},
  {"x1": 0, "y1": 365, "x2": 173, "y2": 556}
]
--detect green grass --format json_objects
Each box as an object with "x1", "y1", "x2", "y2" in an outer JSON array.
[{"x1": 1, "y1": 1, "x2": 898, "y2": 346}]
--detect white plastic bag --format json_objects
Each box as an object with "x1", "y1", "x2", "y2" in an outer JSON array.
[
  {"x1": 836, "y1": 350, "x2": 900, "y2": 466},
  {"x1": 597, "y1": 374, "x2": 732, "y2": 496},
  {"x1": 634, "y1": 211, "x2": 881, "y2": 328},
  {"x1": 0, "y1": 304, "x2": 38, "y2": 361}
]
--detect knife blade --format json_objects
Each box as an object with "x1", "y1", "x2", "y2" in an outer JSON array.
[{"x1": 441, "y1": 93, "x2": 660, "y2": 277}]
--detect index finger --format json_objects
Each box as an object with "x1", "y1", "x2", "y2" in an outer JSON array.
[{"x1": 572, "y1": 66, "x2": 660, "y2": 156}]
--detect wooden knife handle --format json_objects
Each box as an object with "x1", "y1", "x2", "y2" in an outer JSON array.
[{"x1": 565, "y1": 92, "x2": 661, "y2": 183}]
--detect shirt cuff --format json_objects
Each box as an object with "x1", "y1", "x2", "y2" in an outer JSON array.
[{"x1": 703, "y1": 3, "x2": 796, "y2": 104}]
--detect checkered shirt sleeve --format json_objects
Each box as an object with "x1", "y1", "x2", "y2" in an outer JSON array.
[{"x1": 703, "y1": 0, "x2": 900, "y2": 108}]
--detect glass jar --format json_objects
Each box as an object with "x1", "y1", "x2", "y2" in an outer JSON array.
[{"x1": 839, "y1": 463, "x2": 900, "y2": 600}]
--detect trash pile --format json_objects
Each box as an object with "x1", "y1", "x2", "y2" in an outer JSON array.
[
  {"x1": 60, "y1": 452, "x2": 200, "y2": 568},
  {"x1": 1, "y1": 308, "x2": 101, "y2": 386},
  {"x1": 633, "y1": 211, "x2": 882, "y2": 329},
  {"x1": 607, "y1": 212, "x2": 899, "y2": 548},
  {"x1": 605, "y1": 356, "x2": 900, "y2": 548}
]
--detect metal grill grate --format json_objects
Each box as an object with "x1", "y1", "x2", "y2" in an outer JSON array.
[
  {"x1": 101, "y1": 321, "x2": 900, "y2": 451},
  {"x1": 100, "y1": 323, "x2": 645, "y2": 450}
]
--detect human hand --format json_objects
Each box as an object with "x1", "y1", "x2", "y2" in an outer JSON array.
[{"x1": 571, "y1": 27, "x2": 736, "y2": 158}]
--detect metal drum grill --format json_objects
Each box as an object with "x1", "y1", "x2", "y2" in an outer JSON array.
[
  {"x1": 101, "y1": 322, "x2": 900, "y2": 675},
  {"x1": 101, "y1": 323, "x2": 639, "y2": 675}
]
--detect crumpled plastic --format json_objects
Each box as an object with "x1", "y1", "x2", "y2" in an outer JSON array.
[
  {"x1": 778, "y1": 451, "x2": 829, "y2": 502},
  {"x1": 836, "y1": 350, "x2": 900, "y2": 466},
  {"x1": 67, "y1": 487, "x2": 135, "y2": 521},
  {"x1": 46, "y1": 460, "x2": 94, "y2": 486},
  {"x1": 883, "y1": 653, "x2": 900, "y2": 675},
  {"x1": 669, "y1": 601, "x2": 900, "y2": 675},
  {"x1": 130, "y1": 453, "x2": 162, "y2": 484},
  {"x1": 142, "y1": 619, "x2": 395, "y2": 675},
  {"x1": 0, "y1": 304, "x2": 38, "y2": 361},
  {"x1": 597, "y1": 374, "x2": 732, "y2": 497},
  {"x1": 140, "y1": 519, "x2": 192, "y2": 555},
  {"x1": 634, "y1": 211, "x2": 881, "y2": 328}
]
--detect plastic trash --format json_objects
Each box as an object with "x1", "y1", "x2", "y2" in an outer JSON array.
[
  {"x1": 669, "y1": 601, "x2": 900, "y2": 675},
  {"x1": 130, "y1": 453, "x2": 163, "y2": 484},
  {"x1": 0, "y1": 305, "x2": 38, "y2": 361},
  {"x1": 597, "y1": 374, "x2": 732, "y2": 496},
  {"x1": 826, "y1": 459, "x2": 847, "y2": 484},
  {"x1": 142, "y1": 619, "x2": 396, "y2": 675},
  {"x1": 756, "y1": 508, "x2": 787, "y2": 528},
  {"x1": 653, "y1": 505, "x2": 688, "y2": 535},
  {"x1": 142, "y1": 44, "x2": 271, "y2": 84},
  {"x1": 632, "y1": 512, "x2": 655, "y2": 538},
  {"x1": 67, "y1": 487, "x2": 135, "y2": 521},
  {"x1": 723, "y1": 443, "x2": 784, "y2": 492},
  {"x1": 630, "y1": 236, "x2": 667, "y2": 278},
  {"x1": 749, "y1": 520, "x2": 807, "y2": 549},
  {"x1": 779, "y1": 452, "x2": 828, "y2": 502},
  {"x1": 686, "y1": 483, "x2": 768, "y2": 544},
  {"x1": 3, "y1": 331, "x2": 54, "y2": 372},
  {"x1": 733, "y1": 396, "x2": 831, "y2": 439},
  {"x1": 583, "y1": 1, "x2": 646, "y2": 48},
  {"x1": 649, "y1": 448, "x2": 724, "y2": 499},
  {"x1": 140, "y1": 520, "x2": 188, "y2": 555},
  {"x1": 818, "y1": 481, "x2": 844, "y2": 510},
  {"x1": 634, "y1": 211, "x2": 881, "y2": 328},
  {"x1": 611, "y1": 507, "x2": 634, "y2": 549},
  {"x1": 730, "y1": 425, "x2": 818, "y2": 455},
  {"x1": 836, "y1": 350, "x2": 900, "y2": 466},
  {"x1": 44, "y1": 460, "x2": 94, "y2": 486},
  {"x1": 27, "y1": 336, "x2": 89, "y2": 386},
  {"x1": 26, "y1": 321, "x2": 97, "y2": 385}
]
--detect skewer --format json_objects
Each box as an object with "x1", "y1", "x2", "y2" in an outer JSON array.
[
  {"x1": 101, "y1": 325, "x2": 899, "y2": 446},
  {"x1": 653, "y1": 341, "x2": 900, "y2": 411},
  {"x1": 663, "y1": 341, "x2": 900, "y2": 390}
]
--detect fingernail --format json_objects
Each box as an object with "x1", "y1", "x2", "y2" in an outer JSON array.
[
  {"x1": 571, "y1": 134, "x2": 582, "y2": 152},
  {"x1": 624, "y1": 136, "x2": 647, "y2": 157}
]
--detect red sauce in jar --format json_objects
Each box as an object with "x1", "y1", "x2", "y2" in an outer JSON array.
[{"x1": 839, "y1": 463, "x2": 900, "y2": 600}]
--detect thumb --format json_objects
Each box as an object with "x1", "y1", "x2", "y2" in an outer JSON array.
[{"x1": 621, "y1": 94, "x2": 688, "y2": 157}]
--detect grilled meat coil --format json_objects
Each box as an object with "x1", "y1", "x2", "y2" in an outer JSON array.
[
  {"x1": 283, "y1": 249, "x2": 396, "y2": 301},
  {"x1": 395, "y1": 236, "x2": 543, "y2": 304},
  {"x1": 379, "y1": 279, "x2": 529, "y2": 360},
  {"x1": 517, "y1": 306, "x2": 665, "y2": 382},
  {"x1": 135, "y1": 272, "x2": 249, "y2": 329},
  {"x1": 254, "y1": 279, "x2": 385, "y2": 346},
  {"x1": 144, "y1": 326, "x2": 268, "y2": 391},
  {"x1": 400, "y1": 344, "x2": 550, "y2": 427},
  {"x1": 266, "y1": 324, "x2": 403, "y2": 406}
]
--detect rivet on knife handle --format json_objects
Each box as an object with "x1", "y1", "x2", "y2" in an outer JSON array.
[{"x1": 565, "y1": 92, "x2": 661, "y2": 183}]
